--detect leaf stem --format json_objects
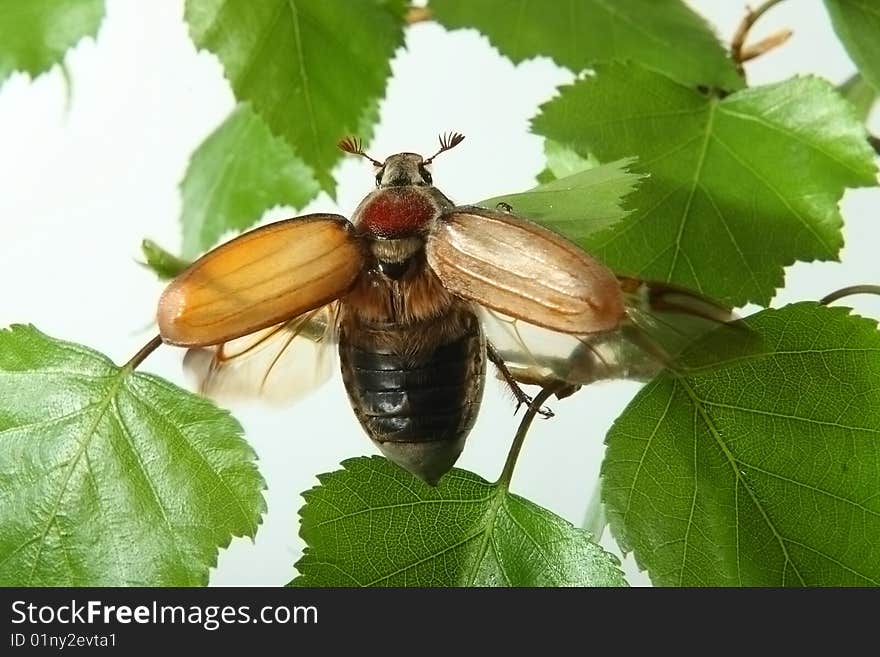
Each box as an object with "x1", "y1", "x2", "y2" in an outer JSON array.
[
  {"x1": 406, "y1": 6, "x2": 432, "y2": 24},
  {"x1": 60, "y1": 62, "x2": 73, "y2": 114},
  {"x1": 820, "y1": 285, "x2": 880, "y2": 306},
  {"x1": 498, "y1": 383, "x2": 564, "y2": 488},
  {"x1": 124, "y1": 334, "x2": 163, "y2": 371},
  {"x1": 582, "y1": 477, "x2": 607, "y2": 539},
  {"x1": 731, "y1": 0, "x2": 788, "y2": 77}
]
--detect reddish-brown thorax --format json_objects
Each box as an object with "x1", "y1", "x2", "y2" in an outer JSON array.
[{"x1": 355, "y1": 187, "x2": 438, "y2": 238}]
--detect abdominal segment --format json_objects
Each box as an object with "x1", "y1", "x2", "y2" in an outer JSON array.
[{"x1": 339, "y1": 315, "x2": 485, "y2": 485}]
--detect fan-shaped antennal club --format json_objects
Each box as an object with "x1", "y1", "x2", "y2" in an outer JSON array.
[
  {"x1": 424, "y1": 132, "x2": 465, "y2": 164},
  {"x1": 338, "y1": 136, "x2": 383, "y2": 166}
]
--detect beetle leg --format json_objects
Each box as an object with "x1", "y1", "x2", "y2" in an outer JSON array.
[{"x1": 486, "y1": 341, "x2": 555, "y2": 418}]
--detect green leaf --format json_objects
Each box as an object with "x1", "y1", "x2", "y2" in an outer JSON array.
[
  {"x1": 481, "y1": 158, "x2": 644, "y2": 243},
  {"x1": 0, "y1": 326, "x2": 265, "y2": 585},
  {"x1": 292, "y1": 456, "x2": 626, "y2": 586},
  {"x1": 185, "y1": 0, "x2": 407, "y2": 194},
  {"x1": 0, "y1": 0, "x2": 104, "y2": 84},
  {"x1": 140, "y1": 239, "x2": 191, "y2": 280},
  {"x1": 536, "y1": 138, "x2": 598, "y2": 183},
  {"x1": 533, "y1": 64, "x2": 878, "y2": 307},
  {"x1": 429, "y1": 0, "x2": 742, "y2": 90},
  {"x1": 824, "y1": 0, "x2": 880, "y2": 92},
  {"x1": 602, "y1": 303, "x2": 880, "y2": 586},
  {"x1": 180, "y1": 104, "x2": 320, "y2": 257},
  {"x1": 839, "y1": 73, "x2": 878, "y2": 122},
  {"x1": 535, "y1": 168, "x2": 555, "y2": 185}
]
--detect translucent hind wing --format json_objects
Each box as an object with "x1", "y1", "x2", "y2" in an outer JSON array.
[
  {"x1": 617, "y1": 277, "x2": 759, "y2": 372},
  {"x1": 478, "y1": 277, "x2": 756, "y2": 389},
  {"x1": 183, "y1": 303, "x2": 338, "y2": 405},
  {"x1": 478, "y1": 307, "x2": 659, "y2": 389}
]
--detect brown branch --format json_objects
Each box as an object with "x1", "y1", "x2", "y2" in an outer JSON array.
[
  {"x1": 731, "y1": 0, "x2": 788, "y2": 78},
  {"x1": 406, "y1": 6, "x2": 432, "y2": 24}
]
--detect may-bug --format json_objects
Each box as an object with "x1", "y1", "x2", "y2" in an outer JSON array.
[{"x1": 154, "y1": 134, "x2": 736, "y2": 484}]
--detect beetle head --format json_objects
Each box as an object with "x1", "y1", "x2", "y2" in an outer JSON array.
[
  {"x1": 375, "y1": 152, "x2": 431, "y2": 188},
  {"x1": 338, "y1": 132, "x2": 465, "y2": 188}
]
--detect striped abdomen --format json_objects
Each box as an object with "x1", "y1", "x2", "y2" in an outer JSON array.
[{"x1": 339, "y1": 312, "x2": 485, "y2": 485}]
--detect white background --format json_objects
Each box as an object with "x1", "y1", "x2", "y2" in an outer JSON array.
[{"x1": 0, "y1": 0, "x2": 877, "y2": 586}]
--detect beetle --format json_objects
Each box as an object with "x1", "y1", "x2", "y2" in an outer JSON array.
[{"x1": 154, "y1": 133, "x2": 738, "y2": 485}]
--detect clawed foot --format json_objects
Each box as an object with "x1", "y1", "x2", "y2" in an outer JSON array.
[
  {"x1": 485, "y1": 341, "x2": 555, "y2": 419},
  {"x1": 513, "y1": 395, "x2": 555, "y2": 419}
]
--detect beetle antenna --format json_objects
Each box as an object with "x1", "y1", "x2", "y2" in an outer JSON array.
[
  {"x1": 424, "y1": 131, "x2": 465, "y2": 164},
  {"x1": 338, "y1": 136, "x2": 383, "y2": 166}
]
